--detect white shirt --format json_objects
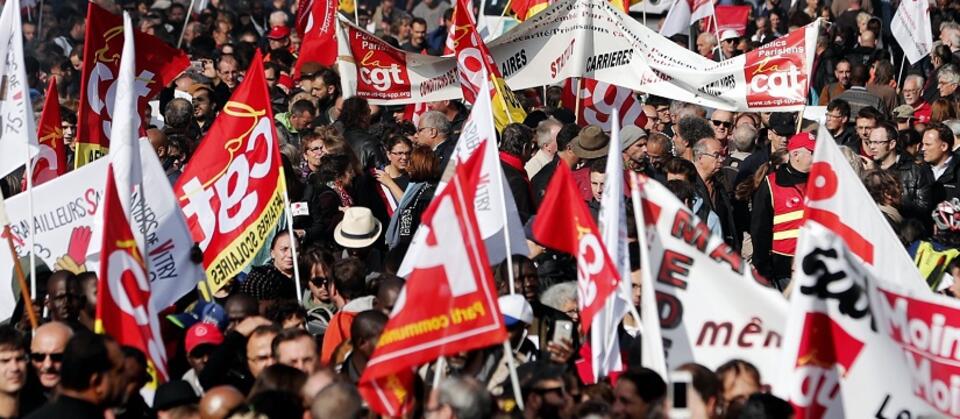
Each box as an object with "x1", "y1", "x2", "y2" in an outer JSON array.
[{"x1": 933, "y1": 155, "x2": 953, "y2": 180}]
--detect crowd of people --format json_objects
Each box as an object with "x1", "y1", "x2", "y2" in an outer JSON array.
[{"x1": 3, "y1": 0, "x2": 960, "y2": 417}]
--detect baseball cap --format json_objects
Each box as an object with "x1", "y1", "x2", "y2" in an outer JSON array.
[
  {"x1": 620, "y1": 125, "x2": 648, "y2": 151},
  {"x1": 498, "y1": 294, "x2": 533, "y2": 327},
  {"x1": 266, "y1": 25, "x2": 291, "y2": 40},
  {"x1": 892, "y1": 105, "x2": 915, "y2": 119},
  {"x1": 787, "y1": 132, "x2": 816, "y2": 152},
  {"x1": 185, "y1": 322, "x2": 224, "y2": 354},
  {"x1": 769, "y1": 112, "x2": 797, "y2": 137}
]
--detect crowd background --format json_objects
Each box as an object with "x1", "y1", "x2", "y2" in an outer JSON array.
[{"x1": 1, "y1": 0, "x2": 960, "y2": 417}]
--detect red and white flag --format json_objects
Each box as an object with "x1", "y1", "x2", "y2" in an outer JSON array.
[
  {"x1": 660, "y1": 0, "x2": 715, "y2": 37},
  {"x1": 359, "y1": 142, "x2": 507, "y2": 415},
  {"x1": 891, "y1": 0, "x2": 933, "y2": 65},
  {"x1": 0, "y1": 0, "x2": 39, "y2": 181},
  {"x1": 293, "y1": 0, "x2": 338, "y2": 79},
  {"x1": 533, "y1": 162, "x2": 620, "y2": 335},
  {"x1": 561, "y1": 78, "x2": 647, "y2": 132},
  {"x1": 174, "y1": 51, "x2": 287, "y2": 295},
  {"x1": 295, "y1": 0, "x2": 315, "y2": 38},
  {"x1": 775, "y1": 126, "x2": 937, "y2": 417},
  {"x1": 31, "y1": 79, "x2": 66, "y2": 187}
]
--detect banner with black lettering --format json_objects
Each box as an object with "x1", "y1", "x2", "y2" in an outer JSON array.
[{"x1": 633, "y1": 175, "x2": 787, "y2": 372}]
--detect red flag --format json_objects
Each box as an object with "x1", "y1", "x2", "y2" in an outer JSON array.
[
  {"x1": 511, "y1": 0, "x2": 550, "y2": 21},
  {"x1": 359, "y1": 142, "x2": 506, "y2": 414},
  {"x1": 359, "y1": 370, "x2": 416, "y2": 417},
  {"x1": 74, "y1": 3, "x2": 189, "y2": 168},
  {"x1": 295, "y1": 0, "x2": 314, "y2": 38},
  {"x1": 703, "y1": 5, "x2": 751, "y2": 36},
  {"x1": 532, "y1": 162, "x2": 620, "y2": 335},
  {"x1": 31, "y1": 78, "x2": 66, "y2": 187},
  {"x1": 293, "y1": 0, "x2": 338, "y2": 79},
  {"x1": 173, "y1": 50, "x2": 287, "y2": 294},
  {"x1": 96, "y1": 165, "x2": 169, "y2": 384},
  {"x1": 560, "y1": 78, "x2": 647, "y2": 132}
]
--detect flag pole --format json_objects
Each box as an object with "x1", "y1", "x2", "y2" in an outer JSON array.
[
  {"x1": 896, "y1": 58, "x2": 907, "y2": 91},
  {"x1": 177, "y1": 0, "x2": 197, "y2": 49},
  {"x1": 502, "y1": 340, "x2": 525, "y2": 410},
  {"x1": 711, "y1": 11, "x2": 724, "y2": 60},
  {"x1": 282, "y1": 189, "x2": 303, "y2": 301},
  {"x1": 24, "y1": 152, "x2": 36, "y2": 303},
  {"x1": 574, "y1": 77, "x2": 582, "y2": 124},
  {"x1": 432, "y1": 356, "x2": 445, "y2": 388}
]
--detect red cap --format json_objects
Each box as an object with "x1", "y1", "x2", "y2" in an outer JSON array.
[
  {"x1": 787, "y1": 132, "x2": 816, "y2": 152},
  {"x1": 266, "y1": 25, "x2": 291, "y2": 40},
  {"x1": 185, "y1": 323, "x2": 224, "y2": 354}
]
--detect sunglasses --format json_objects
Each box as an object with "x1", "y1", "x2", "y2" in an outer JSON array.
[
  {"x1": 310, "y1": 277, "x2": 328, "y2": 287},
  {"x1": 30, "y1": 352, "x2": 63, "y2": 363},
  {"x1": 712, "y1": 120, "x2": 733, "y2": 129}
]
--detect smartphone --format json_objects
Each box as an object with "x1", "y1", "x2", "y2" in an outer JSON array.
[
  {"x1": 551, "y1": 319, "x2": 574, "y2": 345},
  {"x1": 669, "y1": 371, "x2": 692, "y2": 419}
]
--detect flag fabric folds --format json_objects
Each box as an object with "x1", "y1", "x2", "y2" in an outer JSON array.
[
  {"x1": 0, "y1": 0, "x2": 39, "y2": 181},
  {"x1": 31, "y1": 79, "x2": 66, "y2": 187}
]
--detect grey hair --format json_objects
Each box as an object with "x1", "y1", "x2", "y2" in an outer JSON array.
[
  {"x1": 436, "y1": 377, "x2": 492, "y2": 419},
  {"x1": 838, "y1": 145, "x2": 865, "y2": 179},
  {"x1": 535, "y1": 117, "x2": 563, "y2": 147},
  {"x1": 939, "y1": 65, "x2": 960, "y2": 85},
  {"x1": 418, "y1": 110, "x2": 451, "y2": 137},
  {"x1": 692, "y1": 137, "x2": 716, "y2": 158},
  {"x1": 540, "y1": 282, "x2": 577, "y2": 311},
  {"x1": 731, "y1": 125, "x2": 757, "y2": 153},
  {"x1": 311, "y1": 382, "x2": 362, "y2": 419},
  {"x1": 675, "y1": 102, "x2": 706, "y2": 119},
  {"x1": 904, "y1": 74, "x2": 925, "y2": 89},
  {"x1": 269, "y1": 10, "x2": 289, "y2": 27}
]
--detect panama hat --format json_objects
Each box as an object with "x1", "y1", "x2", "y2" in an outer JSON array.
[{"x1": 334, "y1": 207, "x2": 382, "y2": 248}]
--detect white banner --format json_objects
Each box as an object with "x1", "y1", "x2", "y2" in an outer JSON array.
[
  {"x1": 0, "y1": 0, "x2": 39, "y2": 180},
  {"x1": 891, "y1": 0, "x2": 933, "y2": 65},
  {"x1": 0, "y1": 145, "x2": 203, "y2": 320},
  {"x1": 634, "y1": 175, "x2": 788, "y2": 372},
  {"x1": 337, "y1": 0, "x2": 819, "y2": 112}
]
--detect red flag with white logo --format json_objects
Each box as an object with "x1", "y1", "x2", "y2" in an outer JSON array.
[
  {"x1": 561, "y1": 78, "x2": 647, "y2": 132},
  {"x1": 96, "y1": 165, "x2": 169, "y2": 384},
  {"x1": 173, "y1": 50, "x2": 287, "y2": 295},
  {"x1": 532, "y1": 162, "x2": 620, "y2": 335},
  {"x1": 31, "y1": 78, "x2": 66, "y2": 187},
  {"x1": 359, "y1": 142, "x2": 507, "y2": 415},
  {"x1": 74, "y1": 3, "x2": 189, "y2": 168},
  {"x1": 293, "y1": 0, "x2": 338, "y2": 79}
]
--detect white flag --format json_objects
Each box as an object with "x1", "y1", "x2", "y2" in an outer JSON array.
[
  {"x1": 891, "y1": 0, "x2": 934, "y2": 65},
  {"x1": 108, "y1": 13, "x2": 144, "y2": 224},
  {"x1": 660, "y1": 0, "x2": 713, "y2": 37},
  {"x1": 591, "y1": 110, "x2": 633, "y2": 381},
  {"x1": 0, "y1": 0, "x2": 39, "y2": 181}
]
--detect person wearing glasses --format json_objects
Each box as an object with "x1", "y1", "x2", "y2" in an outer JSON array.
[
  {"x1": 902, "y1": 74, "x2": 932, "y2": 127},
  {"x1": 374, "y1": 135, "x2": 413, "y2": 202},
  {"x1": 414, "y1": 111, "x2": 456, "y2": 170},
  {"x1": 710, "y1": 110, "x2": 735, "y2": 147},
  {"x1": 29, "y1": 322, "x2": 72, "y2": 400},
  {"x1": 867, "y1": 122, "x2": 934, "y2": 221},
  {"x1": 824, "y1": 99, "x2": 856, "y2": 147}
]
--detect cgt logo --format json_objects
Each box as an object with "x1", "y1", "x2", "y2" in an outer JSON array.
[
  {"x1": 743, "y1": 30, "x2": 807, "y2": 107},
  {"x1": 790, "y1": 312, "x2": 864, "y2": 418},
  {"x1": 360, "y1": 50, "x2": 405, "y2": 92},
  {"x1": 351, "y1": 29, "x2": 411, "y2": 98}
]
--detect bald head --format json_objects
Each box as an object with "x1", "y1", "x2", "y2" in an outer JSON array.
[
  {"x1": 301, "y1": 368, "x2": 339, "y2": 404},
  {"x1": 147, "y1": 128, "x2": 168, "y2": 157},
  {"x1": 31, "y1": 322, "x2": 73, "y2": 389},
  {"x1": 311, "y1": 382, "x2": 362, "y2": 419},
  {"x1": 199, "y1": 385, "x2": 245, "y2": 419}
]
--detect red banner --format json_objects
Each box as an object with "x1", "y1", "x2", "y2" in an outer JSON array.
[
  {"x1": 31, "y1": 78, "x2": 66, "y2": 187},
  {"x1": 173, "y1": 51, "x2": 286, "y2": 293},
  {"x1": 293, "y1": 0, "x2": 338, "y2": 78},
  {"x1": 346, "y1": 26, "x2": 413, "y2": 100},
  {"x1": 703, "y1": 5, "x2": 751, "y2": 36},
  {"x1": 359, "y1": 142, "x2": 506, "y2": 414},
  {"x1": 74, "y1": 3, "x2": 189, "y2": 168},
  {"x1": 532, "y1": 162, "x2": 620, "y2": 334},
  {"x1": 96, "y1": 166, "x2": 169, "y2": 384},
  {"x1": 561, "y1": 78, "x2": 647, "y2": 132},
  {"x1": 742, "y1": 28, "x2": 808, "y2": 109},
  {"x1": 295, "y1": 0, "x2": 314, "y2": 38}
]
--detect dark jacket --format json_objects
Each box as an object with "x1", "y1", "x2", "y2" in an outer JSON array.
[
  {"x1": 197, "y1": 330, "x2": 255, "y2": 394},
  {"x1": 343, "y1": 127, "x2": 386, "y2": 170},
  {"x1": 501, "y1": 153, "x2": 537, "y2": 223},
  {"x1": 433, "y1": 138, "x2": 456, "y2": 172},
  {"x1": 394, "y1": 183, "x2": 437, "y2": 247},
  {"x1": 889, "y1": 155, "x2": 935, "y2": 221},
  {"x1": 295, "y1": 181, "x2": 344, "y2": 247},
  {"x1": 833, "y1": 125, "x2": 858, "y2": 148},
  {"x1": 931, "y1": 153, "x2": 960, "y2": 206},
  {"x1": 751, "y1": 163, "x2": 808, "y2": 286},
  {"x1": 532, "y1": 158, "x2": 560, "y2": 207},
  {"x1": 25, "y1": 395, "x2": 103, "y2": 419},
  {"x1": 695, "y1": 173, "x2": 740, "y2": 251}
]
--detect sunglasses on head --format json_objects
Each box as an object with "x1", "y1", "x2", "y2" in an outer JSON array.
[{"x1": 30, "y1": 352, "x2": 63, "y2": 363}]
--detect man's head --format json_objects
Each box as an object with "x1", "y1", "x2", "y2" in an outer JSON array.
[
  {"x1": 693, "y1": 137, "x2": 723, "y2": 180},
  {"x1": 696, "y1": 32, "x2": 717, "y2": 57},
  {"x1": 0, "y1": 326, "x2": 27, "y2": 397},
  {"x1": 46, "y1": 271, "x2": 81, "y2": 322},
  {"x1": 938, "y1": 66, "x2": 960, "y2": 98},
  {"x1": 60, "y1": 332, "x2": 126, "y2": 407},
  {"x1": 415, "y1": 111, "x2": 451, "y2": 148},
  {"x1": 120, "y1": 347, "x2": 149, "y2": 407},
  {"x1": 500, "y1": 123, "x2": 535, "y2": 162},
  {"x1": 646, "y1": 133, "x2": 672, "y2": 171},
  {"x1": 730, "y1": 124, "x2": 757, "y2": 154},
  {"x1": 246, "y1": 324, "x2": 280, "y2": 378},
  {"x1": 311, "y1": 382, "x2": 362, "y2": 419},
  {"x1": 411, "y1": 17, "x2": 428, "y2": 46},
  {"x1": 349, "y1": 310, "x2": 388, "y2": 365},
  {"x1": 555, "y1": 123, "x2": 582, "y2": 166},
  {"x1": 621, "y1": 126, "x2": 649, "y2": 170},
  {"x1": 216, "y1": 55, "x2": 240, "y2": 89},
  {"x1": 523, "y1": 363, "x2": 573, "y2": 418},
  {"x1": 165, "y1": 98, "x2": 194, "y2": 129},
  {"x1": 289, "y1": 100, "x2": 317, "y2": 131},
  {"x1": 710, "y1": 110, "x2": 734, "y2": 142},
  {"x1": 271, "y1": 328, "x2": 318, "y2": 374},
  {"x1": 185, "y1": 323, "x2": 224, "y2": 375},
  {"x1": 611, "y1": 367, "x2": 667, "y2": 419},
  {"x1": 787, "y1": 132, "x2": 816, "y2": 173},
  {"x1": 716, "y1": 359, "x2": 761, "y2": 408},
  {"x1": 225, "y1": 294, "x2": 259, "y2": 332},
  {"x1": 868, "y1": 122, "x2": 899, "y2": 164},
  {"x1": 190, "y1": 84, "x2": 216, "y2": 120},
  {"x1": 535, "y1": 117, "x2": 562, "y2": 157},
  {"x1": 834, "y1": 59, "x2": 852, "y2": 88},
  {"x1": 825, "y1": 99, "x2": 851, "y2": 134},
  {"x1": 31, "y1": 321, "x2": 73, "y2": 390},
  {"x1": 266, "y1": 25, "x2": 291, "y2": 51},
  {"x1": 903, "y1": 74, "x2": 925, "y2": 107},
  {"x1": 675, "y1": 116, "x2": 715, "y2": 159},
  {"x1": 849, "y1": 63, "x2": 869, "y2": 87},
  {"x1": 426, "y1": 376, "x2": 492, "y2": 419},
  {"x1": 311, "y1": 68, "x2": 341, "y2": 104},
  {"x1": 589, "y1": 159, "x2": 606, "y2": 202},
  {"x1": 199, "y1": 385, "x2": 245, "y2": 419},
  {"x1": 855, "y1": 106, "x2": 881, "y2": 143},
  {"x1": 923, "y1": 123, "x2": 956, "y2": 165},
  {"x1": 374, "y1": 276, "x2": 404, "y2": 316},
  {"x1": 270, "y1": 232, "x2": 295, "y2": 276}
]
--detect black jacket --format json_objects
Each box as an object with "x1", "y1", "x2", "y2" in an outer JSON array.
[
  {"x1": 695, "y1": 173, "x2": 740, "y2": 251},
  {"x1": 295, "y1": 181, "x2": 344, "y2": 247},
  {"x1": 889, "y1": 155, "x2": 935, "y2": 221},
  {"x1": 433, "y1": 138, "x2": 456, "y2": 172},
  {"x1": 833, "y1": 126, "x2": 857, "y2": 149},
  {"x1": 25, "y1": 395, "x2": 103, "y2": 419},
  {"x1": 197, "y1": 330, "x2": 255, "y2": 394},
  {"x1": 343, "y1": 127, "x2": 386, "y2": 170},
  {"x1": 931, "y1": 153, "x2": 960, "y2": 206},
  {"x1": 501, "y1": 156, "x2": 537, "y2": 224},
  {"x1": 751, "y1": 163, "x2": 808, "y2": 285}
]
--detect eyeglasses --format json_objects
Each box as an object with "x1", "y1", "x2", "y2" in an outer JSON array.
[
  {"x1": 389, "y1": 150, "x2": 411, "y2": 156},
  {"x1": 306, "y1": 146, "x2": 323, "y2": 154},
  {"x1": 711, "y1": 120, "x2": 733, "y2": 129},
  {"x1": 30, "y1": 352, "x2": 63, "y2": 363},
  {"x1": 902, "y1": 88, "x2": 920, "y2": 94},
  {"x1": 310, "y1": 276, "x2": 328, "y2": 287},
  {"x1": 417, "y1": 127, "x2": 435, "y2": 133},
  {"x1": 700, "y1": 151, "x2": 722, "y2": 159}
]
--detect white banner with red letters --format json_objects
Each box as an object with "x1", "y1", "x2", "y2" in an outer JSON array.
[
  {"x1": 633, "y1": 175, "x2": 788, "y2": 373},
  {"x1": 561, "y1": 78, "x2": 648, "y2": 131},
  {"x1": 336, "y1": 0, "x2": 819, "y2": 112}
]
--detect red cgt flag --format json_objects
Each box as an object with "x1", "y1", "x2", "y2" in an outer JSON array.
[
  {"x1": 30, "y1": 78, "x2": 66, "y2": 187},
  {"x1": 74, "y1": 2, "x2": 189, "y2": 168},
  {"x1": 293, "y1": 0, "x2": 338, "y2": 79},
  {"x1": 96, "y1": 165, "x2": 169, "y2": 384},
  {"x1": 173, "y1": 50, "x2": 287, "y2": 295},
  {"x1": 358, "y1": 142, "x2": 506, "y2": 415},
  {"x1": 532, "y1": 162, "x2": 620, "y2": 335},
  {"x1": 561, "y1": 77, "x2": 647, "y2": 132}
]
